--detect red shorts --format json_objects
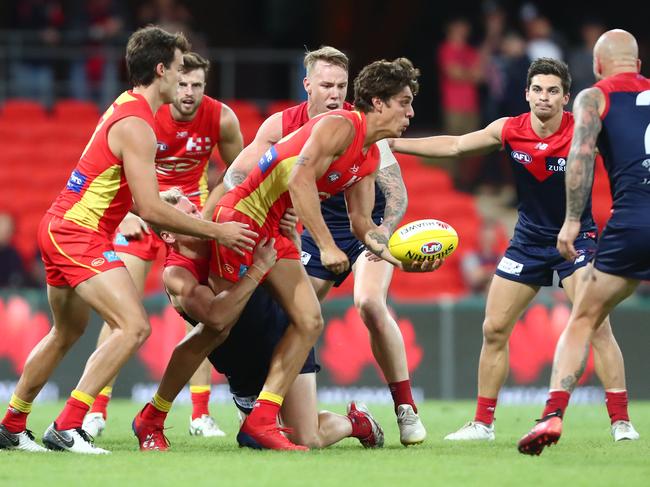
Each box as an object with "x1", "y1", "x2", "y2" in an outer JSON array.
[
  {"x1": 210, "y1": 206, "x2": 299, "y2": 283},
  {"x1": 112, "y1": 229, "x2": 164, "y2": 261},
  {"x1": 38, "y1": 213, "x2": 126, "y2": 288}
]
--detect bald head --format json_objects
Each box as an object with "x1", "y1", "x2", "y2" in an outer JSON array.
[{"x1": 593, "y1": 29, "x2": 640, "y2": 79}]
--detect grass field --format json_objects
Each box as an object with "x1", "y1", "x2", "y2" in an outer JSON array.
[{"x1": 2, "y1": 400, "x2": 649, "y2": 486}]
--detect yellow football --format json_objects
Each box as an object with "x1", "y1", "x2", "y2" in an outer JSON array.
[{"x1": 388, "y1": 219, "x2": 459, "y2": 263}]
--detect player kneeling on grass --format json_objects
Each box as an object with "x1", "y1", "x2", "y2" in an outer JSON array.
[{"x1": 132, "y1": 188, "x2": 383, "y2": 450}]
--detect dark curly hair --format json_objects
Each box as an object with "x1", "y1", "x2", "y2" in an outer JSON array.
[
  {"x1": 126, "y1": 25, "x2": 190, "y2": 87},
  {"x1": 353, "y1": 58, "x2": 420, "y2": 113},
  {"x1": 527, "y1": 57, "x2": 572, "y2": 95}
]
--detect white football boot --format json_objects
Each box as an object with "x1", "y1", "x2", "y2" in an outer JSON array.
[
  {"x1": 444, "y1": 421, "x2": 495, "y2": 441},
  {"x1": 397, "y1": 404, "x2": 427, "y2": 446},
  {"x1": 611, "y1": 420, "x2": 640, "y2": 441},
  {"x1": 42, "y1": 423, "x2": 110, "y2": 454},
  {"x1": 0, "y1": 425, "x2": 48, "y2": 452},
  {"x1": 189, "y1": 415, "x2": 226, "y2": 437},
  {"x1": 82, "y1": 412, "x2": 106, "y2": 438}
]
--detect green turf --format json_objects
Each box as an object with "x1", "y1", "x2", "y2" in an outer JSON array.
[{"x1": 1, "y1": 400, "x2": 649, "y2": 486}]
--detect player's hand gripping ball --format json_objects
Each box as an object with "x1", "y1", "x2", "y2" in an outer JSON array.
[{"x1": 388, "y1": 219, "x2": 458, "y2": 263}]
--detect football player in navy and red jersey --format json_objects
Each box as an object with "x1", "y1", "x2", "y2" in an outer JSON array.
[
  {"x1": 391, "y1": 57, "x2": 637, "y2": 443},
  {"x1": 0, "y1": 27, "x2": 256, "y2": 455},
  {"x1": 132, "y1": 58, "x2": 437, "y2": 452},
  {"x1": 142, "y1": 188, "x2": 383, "y2": 451},
  {"x1": 221, "y1": 46, "x2": 427, "y2": 446},
  {"x1": 518, "y1": 29, "x2": 650, "y2": 455},
  {"x1": 82, "y1": 52, "x2": 242, "y2": 440}
]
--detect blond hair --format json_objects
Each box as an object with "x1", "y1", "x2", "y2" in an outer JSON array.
[{"x1": 304, "y1": 46, "x2": 349, "y2": 76}]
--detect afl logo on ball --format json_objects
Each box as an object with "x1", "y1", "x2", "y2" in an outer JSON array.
[
  {"x1": 421, "y1": 241, "x2": 443, "y2": 254},
  {"x1": 91, "y1": 258, "x2": 105, "y2": 267}
]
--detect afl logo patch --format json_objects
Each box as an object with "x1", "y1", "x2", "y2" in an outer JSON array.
[
  {"x1": 511, "y1": 150, "x2": 532, "y2": 164},
  {"x1": 421, "y1": 241, "x2": 443, "y2": 255},
  {"x1": 327, "y1": 171, "x2": 341, "y2": 183},
  {"x1": 91, "y1": 258, "x2": 105, "y2": 267}
]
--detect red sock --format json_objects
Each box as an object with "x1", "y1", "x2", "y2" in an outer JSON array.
[
  {"x1": 191, "y1": 391, "x2": 210, "y2": 420},
  {"x1": 141, "y1": 403, "x2": 168, "y2": 425},
  {"x1": 542, "y1": 390, "x2": 571, "y2": 418},
  {"x1": 474, "y1": 396, "x2": 497, "y2": 425},
  {"x1": 90, "y1": 393, "x2": 111, "y2": 420},
  {"x1": 388, "y1": 380, "x2": 417, "y2": 413},
  {"x1": 55, "y1": 397, "x2": 91, "y2": 431},
  {"x1": 348, "y1": 412, "x2": 372, "y2": 439},
  {"x1": 247, "y1": 399, "x2": 280, "y2": 427},
  {"x1": 605, "y1": 391, "x2": 630, "y2": 423},
  {"x1": 1, "y1": 407, "x2": 29, "y2": 434}
]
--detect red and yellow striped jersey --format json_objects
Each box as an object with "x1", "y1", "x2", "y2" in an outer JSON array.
[
  {"x1": 154, "y1": 96, "x2": 223, "y2": 208},
  {"x1": 218, "y1": 109, "x2": 379, "y2": 229},
  {"x1": 48, "y1": 91, "x2": 155, "y2": 236}
]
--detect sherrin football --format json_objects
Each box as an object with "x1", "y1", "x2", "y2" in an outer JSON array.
[{"x1": 388, "y1": 219, "x2": 458, "y2": 263}]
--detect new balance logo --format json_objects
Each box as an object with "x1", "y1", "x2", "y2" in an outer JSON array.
[{"x1": 535, "y1": 142, "x2": 549, "y2": 150}]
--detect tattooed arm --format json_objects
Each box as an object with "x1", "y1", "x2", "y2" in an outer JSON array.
[
  {"x1": 376, "y1": 163, "x2": 407, "y2": 234},
  {"x1": 557, "y1": 87, "x2": 605, "y2": 260}
]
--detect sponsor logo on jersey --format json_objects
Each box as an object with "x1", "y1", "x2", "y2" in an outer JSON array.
[
  {"x1": 535, "y1": 142, "x2": 549, "y2": 150},
  {"x1": 327, "y1": 171, "x2": 341, "y2": 183},
  {"x1": 349, "y1": 164, "x2": 359, "y2": 174},
  {"x1": 186, "y1": 136, "x2": 212, "y2": 153},
  {"x1": 421, "y1": 241, "x2": 443, "y2": 254},
  {"x1": 497, "y1": 256, "x2": 524, "y2": 276},
  {"x1": 91, "y1": 258, "x2": 105, "y2": 267},
  {"x1": 102, "y1": 250, "x2": 121, "y2": 263},
  {"x1": 511, "y1": 150, "x2": 532, "y2": 164},
  {"x1": 66, "y1": 169, "x2": 87, "y2": 193},
  {"x1": 546, "y1": 156, "x2": 567, "y2": 172},
  {"x1": 258, "y1": 146, "x2": 278, "y2": 173},
  {"x1": 156, "y1": 142, "x2": 168, "y2": 152}
]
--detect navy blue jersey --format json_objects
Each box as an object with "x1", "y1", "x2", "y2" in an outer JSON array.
[
  {"x1": 594, "y1": 72, "x2": 650, "y2": 226},
  {"x1": 503, "y1": 111, "x2": 597, "y2": 245}
]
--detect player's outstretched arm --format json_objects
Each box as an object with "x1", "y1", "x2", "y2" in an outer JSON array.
[
  {"x1": 201, "y1": 104, "x2": 245, "y2": 218},
  {"x1": 288, "y1": 116, "x2": 353, "y2": 274},
  {"x1": 112, "y1": 116, "x2": 258, "y2": 254},
  {"x1": 375, "y1": 141, "x2": 407, "y2": 234},
  {"x1": 390, "y1": 118, "x2": 507, "y2": 159},
  {"x1": 165, "y1": 238, "x2": 277, "y2": 331},
  {"x1": 558, "y1": 87, "x2": 605, "y2": 260}
]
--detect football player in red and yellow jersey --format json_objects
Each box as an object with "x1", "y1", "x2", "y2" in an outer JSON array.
[
  {"x1": 82, "y1": 53, "x2": 243, "y2": 439},
  {"x1": 133, "y1": 58, "x2": 440, "y2": 451},
  {"x1": 0, "y1": 27, "x2": 256, "y2": 455}
]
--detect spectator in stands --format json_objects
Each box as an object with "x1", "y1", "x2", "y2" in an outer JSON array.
[
  {"x1": 437, "y1": 17, "x2": 483, "y2": 190},
  {"x1": 0, "y1": 213, "x2": 32, "y2": 288},
  {"x1": 461, "y1": 219, "x2": 503, "y2": 295},
  {"x1": 567, "y1": 19, "x2": 606, "y2": 110},
  {"x1": 499, "y1": 31, "x2": 532, "y2": 116},
  {"x1": 67, "y1": 0, "x2": 128, "y2": 109},
  {"x1": 9, "y1": 0, "x2": 65, "y2": 107},
  {"x1": 520, "y1": 4, "x2": 564, "y2": 61},
  {"x1": 137, "y1": 0, "x2": 206, "y2": 52}
]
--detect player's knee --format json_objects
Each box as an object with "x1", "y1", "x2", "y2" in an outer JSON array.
[
  {"x1": 51, "y1": 326, "x2": 84, "y2": 350},
  {"x1": 482, "y1": 316, "x2": 510, "y2": 345},
  {"x1": 122, "y1": 319, "x2": 151, "y2": 348},
  {"x1": 296, "y1": 312, "x2": 324, "y2": 338},
  {"x1": 355, "y1": 295, "x2": 388, "y2": 329}
]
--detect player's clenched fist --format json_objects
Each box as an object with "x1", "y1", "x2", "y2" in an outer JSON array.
[
  {"x1": 321, "y1": 245, "x2": 350, "y2": 275},
  {"x1": 215, "y1": 222, "x2": 258, "y2": 255}
]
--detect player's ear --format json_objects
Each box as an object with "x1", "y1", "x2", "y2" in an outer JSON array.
[
  {"x1": 637, "y1": 59, "x2": 642, "y2": 73},
  {"x1": 303, "y1": 77, "x2": 311, "y2": 95},
  {"x1": 160, "y1": 231, "x2": 175, "y2": 245},
  {"x1": 371, "y1": 96, "x2": 384, "y2": 113},
  {"x1": 155, "y1": 62, "x2": 165, "y2": 78}
]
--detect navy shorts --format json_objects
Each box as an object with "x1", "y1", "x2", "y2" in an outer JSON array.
[
  {"x1": 594, "y1": 223, "x2": 650, "y2": 280},
  {"x1": 301, "y1": 227, "x2": 365, "y2": 286},
  {"x1": 205, "y1": 287, "x2": 319, "y2": 411},
  {"x1": 495, "y1": 235, "x2": 597, "y2": 286}
]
